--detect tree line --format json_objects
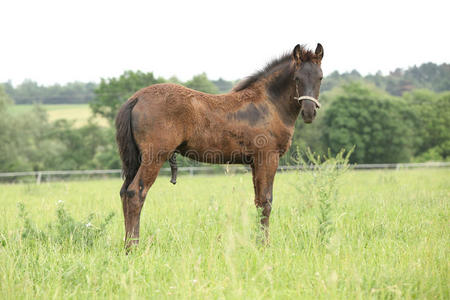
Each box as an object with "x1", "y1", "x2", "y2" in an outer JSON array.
[
  {"x1": 0, "y1": 74, "x2": 233, "y2": 105},
  {"x1": 2, "y1": 62, "x2": 449, "y2": 104},
  {"x1": 0, "y1": 62, "x2": 448, "y2": 173}
]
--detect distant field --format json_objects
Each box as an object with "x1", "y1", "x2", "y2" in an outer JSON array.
[
  {"x1": 0, "y1": 169, "x2": 448, "y2": 299},
  {"x1": 8, "y1": 104, "x2": 108, "y2": 127}
]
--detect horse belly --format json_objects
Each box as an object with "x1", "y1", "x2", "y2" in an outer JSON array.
[
  {"x1": 181, "y1": 148, "x2": 252, "y2": 164},
  {"x1": 178, "y1": 131, "x2": 253, "y2": 165}
]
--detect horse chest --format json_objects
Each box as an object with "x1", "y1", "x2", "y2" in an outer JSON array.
[{"x1": 272, "y1": 128, "x2": 294, "y2": 156}]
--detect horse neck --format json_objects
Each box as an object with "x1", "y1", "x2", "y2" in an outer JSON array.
[{"x1": 263, "y1": 69, "x2": 301, "y2": 128}]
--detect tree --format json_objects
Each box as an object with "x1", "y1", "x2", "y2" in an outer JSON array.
[
  {"x1": 323, "y1": 82, "x2": 419, "y2": 163},
  {"x1": 90, "y1": 70, "x2": 165, "y2": 123},
  {"x1": 185, "y1": 73, "x2": 219, "y2": 94},
  {"x1": 47, "y1": 120, "x2": 114, "y2": 170},
  {"x1": 404, "y1": 90, "x2": 450, "y2": 160},
  {"x1": 2, "y1": 80, "x2": 97, "y2": 104},
  {"x1": 0, "y1": 86, "x2": 20, "y2": 171},
  {"x1": 0, "y1": 98, "x2": 65, "y2": 172},
  {"x1": 0, "y1": 85, "x2": 12, "y2": 110},
  {"x1": 212, "y1": 78, "x2": 234, "y2": 93}
]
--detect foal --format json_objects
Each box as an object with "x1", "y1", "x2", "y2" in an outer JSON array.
[{"x1": 116, "y1": 44, "x2": 324, "y2": 248}]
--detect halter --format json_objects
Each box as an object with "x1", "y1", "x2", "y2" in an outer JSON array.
[
  {"x1": 294, "y1": 80, "x2": 321, "y2": 109},
  {"x1": 294, "y1": 95, "x2": 321, "y2": 109}
]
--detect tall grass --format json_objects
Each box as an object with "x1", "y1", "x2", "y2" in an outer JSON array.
[{"x1": 0, "y1": 168, "x2": 448, "y2": 299}]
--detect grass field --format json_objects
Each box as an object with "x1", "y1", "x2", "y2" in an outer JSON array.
[
  {"x1": 8, "y1": 104, "x2": 108, "y2": 127},
  {"x1": 0, "y1": 168, "x2": 448, "y2": 299}
]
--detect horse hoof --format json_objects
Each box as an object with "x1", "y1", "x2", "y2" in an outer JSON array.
[{"x1": 170, "y1": 179, "x2": 176, "y2": 185}]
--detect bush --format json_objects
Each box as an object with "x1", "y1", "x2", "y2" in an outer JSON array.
[{"x1": 17, "y1": 201, "x2": 115, "y2": 248}]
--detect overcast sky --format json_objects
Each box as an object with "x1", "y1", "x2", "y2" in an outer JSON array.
[{"x1": 1, "y1": 0, "x2": 448, "y2": 86}]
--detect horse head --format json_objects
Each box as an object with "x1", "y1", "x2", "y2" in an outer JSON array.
[{"x1": 292, "y1": 43, "x2": 324, "y2": 123}]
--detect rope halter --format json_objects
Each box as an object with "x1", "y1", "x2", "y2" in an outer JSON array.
[{"x1": 294, "y1": 95, "x2": 321, "y2": 109}]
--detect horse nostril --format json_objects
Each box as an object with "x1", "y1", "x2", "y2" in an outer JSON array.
[{"x1": 314, "y1": 110, "x2": 317, "y2": 117}]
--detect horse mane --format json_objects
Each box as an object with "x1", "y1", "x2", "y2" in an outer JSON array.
[{"x1": 232, "y1": 45, "x2": 317, "y2": 92}]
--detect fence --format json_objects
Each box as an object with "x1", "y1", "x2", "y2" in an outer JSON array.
[{"x1": 0, "y1": 162, "x2": 449, "y2": 184}]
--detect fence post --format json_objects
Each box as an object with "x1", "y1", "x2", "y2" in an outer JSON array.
[
  {"x1": 36, "y1": 172, "x2": 42, "y2": 185},
  {"x1": 189, "y1": 167, "x2": 194, "y2": 176}
]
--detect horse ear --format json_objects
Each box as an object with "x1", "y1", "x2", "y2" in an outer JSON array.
[
  {"x1": 315, "y1": 43, "x2": 324, "y2": 60},
  {"x1": 293, "y1": 44, "x2": 302, "y2": 65}
]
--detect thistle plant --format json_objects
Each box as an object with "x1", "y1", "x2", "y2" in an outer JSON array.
[
  {"x1": 18, "y1": 201, "x2": 114, "y2": 248},
  {"x1": 295, "y1": 147, "x2": 353, "y2": 245}
]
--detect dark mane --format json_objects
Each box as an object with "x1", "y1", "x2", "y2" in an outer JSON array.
[{"x1": 232, "y1": 45, "x2": 317, "y2": 92}]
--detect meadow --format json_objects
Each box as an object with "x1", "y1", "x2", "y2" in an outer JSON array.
[
  {"x1": 7, "y1": 104, "x2": 108, "y2": 127},
  {"x1": 0, "y1": 168, "x2": 448, "y2": 299}
]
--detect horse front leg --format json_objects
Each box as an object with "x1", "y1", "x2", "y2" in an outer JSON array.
[{"x1": 251, "y1": 153, "x2": 279, "y2": 242}]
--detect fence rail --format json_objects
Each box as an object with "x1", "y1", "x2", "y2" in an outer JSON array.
[{"x1": 0, "y1": 162, "x2": 449, "y2": 184}]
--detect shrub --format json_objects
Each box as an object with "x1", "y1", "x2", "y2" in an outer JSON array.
[{"x1": 18, "y1": 201, "x2": 114, "y2": 248}]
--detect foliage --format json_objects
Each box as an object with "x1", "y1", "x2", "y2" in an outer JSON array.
[
  {"x1": 0, "y1": 84, "x2": 12, "y2": 110},
  {"x1": 0, "y1": 99, "x2": 119, "y2": 172},
  {"x1": 322, "y1": 62, "x2": 450, "y2": 96},
  {"x1": 0, "y1": 100, "x2": 59, "y2": 172},
  {"x1": 406, "y1": 90, "x2": 450, "y2": 161},
  {"x1": 323, "y1": 82, "x2": 419, "y2": 163},
  {"x1": 321, "y1": 70, "x2": 363, "y2": 92},
  {"x1": 185, "y1": 73, "x2": 219, "y2": 94},
  {"x1": 0, "y1": 86, "x2": 19, "y2": 171},
  {"x1": 2, "y1": 62, "x2": 448, "y2": 106},
  {"x1": 18, "y1": 201, "x2": 114, "y2": 248},
  {"x1": 1, "y1": 80, "x2": 96, "y2": 104},
  {"x1": 90, "y1": 70, "x2": 165, "y2": 123},
  {"x1": 48, "y1": 120, "x2": 116, "y2": 170},
  {"x1": 212, "y1": 78, "x2": 234, "y2": 93}
]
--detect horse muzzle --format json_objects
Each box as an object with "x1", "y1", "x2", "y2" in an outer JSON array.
[
  {"x1": 296, "y1": 96, "x2": 320, "y2": 123},
  {"x1": 295, "y1": 96, "x2": 321, "y2": 109}
]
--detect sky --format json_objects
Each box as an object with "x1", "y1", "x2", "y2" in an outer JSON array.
[{"x1": 0, "y1": 0, "x2": 449, "y2": 86}]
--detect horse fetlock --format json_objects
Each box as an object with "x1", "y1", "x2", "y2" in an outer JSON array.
[
  {"x1": 255, "y1": 200, "x2": 271, "y2": 214},
  {"x1": 124, "y1": 214, "x2": 141, "y2": 240},
  {"x1": 263, "y1": 203, "x2": 272, "y2": 216}
]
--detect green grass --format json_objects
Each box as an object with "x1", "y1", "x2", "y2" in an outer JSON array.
[
  {"x1": 8, "y1": 104, "x2": 108, "y2": 127},
  {"x1": 0, "y1": 169, "x2": 448, "y2": 299}
]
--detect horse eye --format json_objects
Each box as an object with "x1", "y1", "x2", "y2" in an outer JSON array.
[{"x1": 319, "y1": 77, "x2": 323, "y2": 81}]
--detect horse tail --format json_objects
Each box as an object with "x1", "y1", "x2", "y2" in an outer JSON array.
[{"x1": 115, "y1": 97, "x2": 140, "y2": 188}]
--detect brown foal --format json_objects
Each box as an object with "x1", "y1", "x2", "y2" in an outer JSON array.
[{"x1": 116, "y1": 44, "x2": 324, "y2": 248}]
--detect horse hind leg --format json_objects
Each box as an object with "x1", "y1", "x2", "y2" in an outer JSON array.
[
  {"x1": 169, "y1": 153, "x2": 177, "y2": 185},
  {"x1": 121, "y1": 160, "x2": 164, "y2": 250}
]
